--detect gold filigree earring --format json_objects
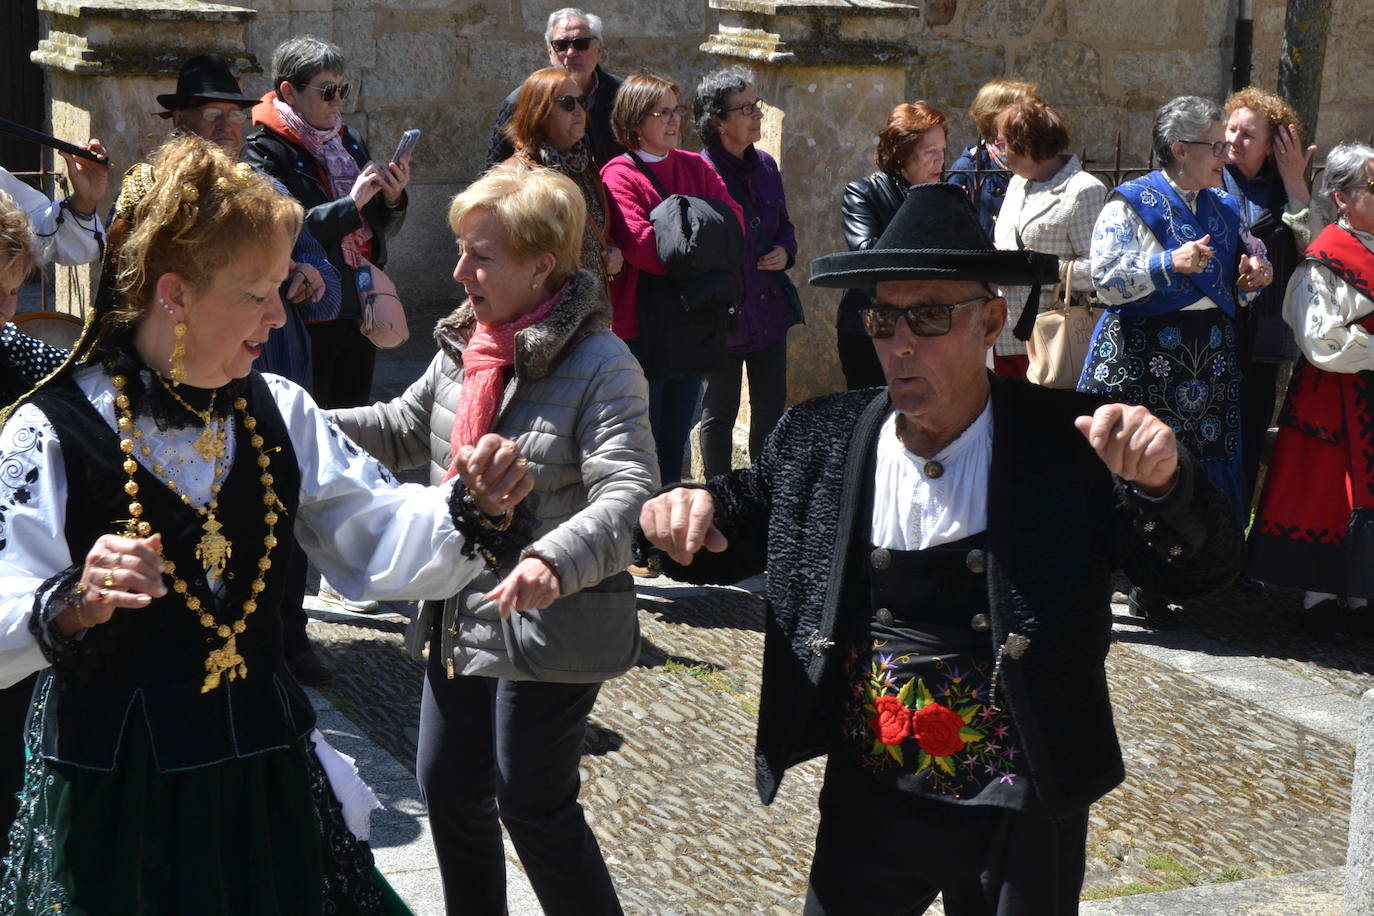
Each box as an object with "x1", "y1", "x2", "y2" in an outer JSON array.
[{"x1": 169, "y1": 321, "x2": 188, "y2": 385}]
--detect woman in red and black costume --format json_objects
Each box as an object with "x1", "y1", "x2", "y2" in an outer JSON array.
[{"x1": 1248, "y1": 142, "x2": 1374, "y2": 636}]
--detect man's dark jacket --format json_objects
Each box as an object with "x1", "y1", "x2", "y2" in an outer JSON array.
[
  {"x1": 484, "y1": 67, "x2": 625, "y2": 170},
  {"x1": 652, "y1": 376, "x2": 1243, "y2": 819},
  {"x1": 243, "y1": 123, "x2": 406, "y2": 322}
]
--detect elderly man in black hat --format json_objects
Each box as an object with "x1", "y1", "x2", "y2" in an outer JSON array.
[
  {"x1": 638, "y1": 183, "x2": 1243, "y2": 914},
  {"x1": 105, "y1": 53, "x2": 343, "y2": 687}
]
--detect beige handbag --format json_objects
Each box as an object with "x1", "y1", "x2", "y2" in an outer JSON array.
[{"x1": 1025, "y1": 260, "x2": 1103, "y2": 390}]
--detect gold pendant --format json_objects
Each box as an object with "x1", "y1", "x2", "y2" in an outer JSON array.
[
  {"x1": 196, "y1": 515, "x2": 232, "y2": 576},
  {"x1": 192, "y1": 421, "x2": 223, "y2": 462}
]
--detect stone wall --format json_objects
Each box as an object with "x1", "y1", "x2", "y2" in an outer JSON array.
[
  {"x1": 34, "y1": 0, "x2": 1374, "y2": 398},
  {"x1": 229, "y1": 0, "x2": 713, "y2": 304}
]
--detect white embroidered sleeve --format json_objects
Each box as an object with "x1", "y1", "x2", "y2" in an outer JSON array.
[
  {"x1": 0, "y1": 404, "x2": 72, "y2": 688},
  {"x1": 1091, "y1": 198, "x2": 1164, "y2": 306},
  {"x1": 1285, "y1": 262, "x2": 1374, "y2": 374},
  {"x1": 267, "y1": 376, "x2": 484, "y2": 602}
]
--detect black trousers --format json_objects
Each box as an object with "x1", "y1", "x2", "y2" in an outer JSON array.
[
  {"x1": 307, "y1": 319, "x2": 377, "y2": 409},
  {"x1": 837, "y1": 329, "x2": 885, "y2": 391},
  {"x1": 804, "y1": 758, "x2": 1089, "y2": 916},
  {"x1": 415, "y1": 645, "x2": 622, "y2": 916},
  {"x1": 0, "y1": 672, "x2": 36, "y2": 859},
  {"x1": 699, "y1": 336, "x2": 788, "y2": 480}
]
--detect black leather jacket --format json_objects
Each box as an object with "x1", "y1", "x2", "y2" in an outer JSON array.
[
  {"x1": 243, "y1": 124, "x2": 407, "y2": 322},
  {"x1": 837, "y1": 171, "x2": 908, "y2": 333}
]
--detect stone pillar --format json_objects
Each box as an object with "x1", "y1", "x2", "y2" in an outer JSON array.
[
  {"x1": 30, "y1": 0, "x2": 257, "y2": 315},
  {"x1": 1348, "y1": 688, "x2": 1374, "y2": 914},
  {"x1": 702, "y1": 0, "x2": 921, "y2": 404}
]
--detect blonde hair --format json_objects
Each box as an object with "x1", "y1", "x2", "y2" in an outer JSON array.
[
  {"x1": 114, "y1": 134, "x2": 303, "y2": 330},
  {"x1": 448, "y1": 164, "x2": 585, "y2": 288},
  {"x1": 969, "y1": 78, "x2": 1037, "y2": 138},
  {"x1": 0, "y1": 191, "x2": 36, "y2": 279}
]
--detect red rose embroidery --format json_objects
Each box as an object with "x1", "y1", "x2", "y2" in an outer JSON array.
[
  {"x1": 870, "y1": 695, "x2": 913, "y2": 745},
  {"x1": 911, "y1": 702, "x2": 967, "y2": 757}
]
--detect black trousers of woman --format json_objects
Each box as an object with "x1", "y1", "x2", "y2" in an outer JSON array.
[
  {"x1": 415, "y1": 642, "x2": 622, "y2": 915},
  {"x1": 700, "y1": 337, "x2": 788, "y2": 480}
]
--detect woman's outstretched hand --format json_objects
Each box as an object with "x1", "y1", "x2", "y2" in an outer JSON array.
[{"x1": 59, "y1": 533, "x2": 168, "y2": 635}]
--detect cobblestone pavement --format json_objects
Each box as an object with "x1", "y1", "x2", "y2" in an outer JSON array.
[
  {"x1": 312, "y1": 301, "x2": 1363, "y2": 911},
  {"x1": 308, "y1": 575, "x2": 1361, "y2": 913}
]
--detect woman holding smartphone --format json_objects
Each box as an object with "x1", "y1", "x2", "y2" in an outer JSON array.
[{"x1": 243, "y1": 35, "x2": 410, "y2": 410}]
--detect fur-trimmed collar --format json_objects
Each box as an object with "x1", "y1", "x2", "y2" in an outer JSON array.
[{"x1": 435, "y1": 270, "x2": 613, "y2": 381}]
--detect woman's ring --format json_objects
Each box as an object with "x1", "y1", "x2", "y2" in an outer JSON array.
[
  {"x1": 97, "y1": 589, "x2": 109, "y2": 604},
  {"x1": 102, "y1": 569, "x2": 116, "y2": 588},
  {"x1": 516, "y1": 457, "x2": 530, "y2": 470}
]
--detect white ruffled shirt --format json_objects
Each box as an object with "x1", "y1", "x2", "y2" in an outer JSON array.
[
  {"x1": 870, "y1": 403, "x2": 992, "y2": 550},
  {"x1": 1284, "y1": 222, "x2": 1374, "y2": 374},
  {"x1": 0, "y1": 167, "x2": 103, "y2": 266},
  {"x1": 0, "y1": 367, "x2": 484, "y2": 687}
]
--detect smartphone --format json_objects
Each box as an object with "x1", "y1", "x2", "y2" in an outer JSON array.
[
  {"x1": 391, "y1": 129, "x2": 421, "y2": 165},
  {"x1": 356, "y1": 264, "x2": 374, "y2": 294}
]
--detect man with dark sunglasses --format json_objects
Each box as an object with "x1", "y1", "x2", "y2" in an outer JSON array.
[
  {"x1": 484, "y1": 7, "x2": 625, "y2": 168},
  {"x1": 637, "y1": 184, "x2": 1242, "y2": 914}
]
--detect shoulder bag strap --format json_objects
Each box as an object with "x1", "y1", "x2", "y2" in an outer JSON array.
[{"x1": 625, "y1": 151, "x2": 670, "y2": 200}]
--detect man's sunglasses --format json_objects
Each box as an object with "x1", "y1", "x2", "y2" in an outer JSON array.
[
  {"x1": 191, "y1": 106, "x2": 248, "y2": 125},
  {"x1": 860, "y1": 297, "x2": 990, "y2": 338},
  {"x1": 554, "y1": 94, "x2": 589, "y2": 113},
  {"x1": 302, "y1": 81, "x2": 350, "y2": 102},
  {"x1": 550, "y1": 37, "x2": 597, "y2": 53}
]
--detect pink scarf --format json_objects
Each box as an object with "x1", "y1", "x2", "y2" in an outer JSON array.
[
  {"x1": 443, "y1": 288, "x2": 563, "y2": 482},
  {"x1": 274, "y1": 97, "x2": 373, "y2": 266}
]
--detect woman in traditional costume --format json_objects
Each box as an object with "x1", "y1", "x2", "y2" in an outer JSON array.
[
  {"x1": 0, "y1": 135, "x2": 531, "y2": 914},
  {"x1": 1248, "y1": 142, "x2": 1374, "y2": 636},
  {"x1": 330, "y1": 164, "x2": 655, "y2": 915},
  {"x1": 0, "y1": 193, "x2": 71, "y2": 860},
  {"x1": 1079, "y1": 95, "x2": 1272, "y2": 626}
]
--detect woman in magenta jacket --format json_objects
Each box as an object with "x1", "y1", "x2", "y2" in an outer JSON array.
[{"x1": 601, "y1": 71, "x2": 744, "y2": 484}]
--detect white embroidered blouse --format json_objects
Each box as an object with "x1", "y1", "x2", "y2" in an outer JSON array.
[
  {"x1": 0, "y1": 368, "x2": 484, "y2": 687},
  {"x1": 1283, "y1": 222, "x2": 1374, "y2": 374}
]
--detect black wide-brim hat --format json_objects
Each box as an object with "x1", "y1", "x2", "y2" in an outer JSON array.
[
  {"x1": 156, "y1": 53, "x2": 259, "y2": 114},
  {"x1": 809, "y1": 182, "x2": 1060, "y2": 289}
]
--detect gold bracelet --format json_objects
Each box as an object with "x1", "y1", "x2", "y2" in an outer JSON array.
[
  {"x1": 72, "y1": 600, "x2": 92, "y2": 629},
  {"x1": 465, "y1": 487, "x2": 515, "y2": 532}
]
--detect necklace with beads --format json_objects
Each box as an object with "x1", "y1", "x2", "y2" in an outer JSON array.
[
  {"x1": 112, "y1": 372, "x2": 285, "y2": 693},
  {"x1": 155, "y1": 374, "x2": 227, "y2": 462}
]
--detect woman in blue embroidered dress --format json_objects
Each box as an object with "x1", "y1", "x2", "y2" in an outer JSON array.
[{"x1": 1079, "y1": 96, "x2": 1272, "y2": 625}]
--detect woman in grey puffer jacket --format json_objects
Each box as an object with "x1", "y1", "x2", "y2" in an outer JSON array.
[{"x1": 329, "y1": 166, "x2": 656, "y2": 915}]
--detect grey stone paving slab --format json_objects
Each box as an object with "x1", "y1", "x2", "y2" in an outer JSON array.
[{"x1": 1078, "y1": 866, "x2": 1343, "y2": 914}]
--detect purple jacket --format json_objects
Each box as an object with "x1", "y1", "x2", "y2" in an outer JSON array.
[{"x1": 700, "y1": 144, "x2": 799, "y2": 353}]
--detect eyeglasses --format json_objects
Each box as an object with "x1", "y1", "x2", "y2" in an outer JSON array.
[
  {"x1": 1179, "y1": 139, "x2": 1233, "y2": 158},
  {"x1": 550, "y1": 36, "x2": 598, "y2": 53},
  {"x1": 647, "y1": 106, "x2": 688, "y2": 122},
  {"x1": 860, "y1": 297, "x2": 990, "y2": 339},
  {"x1": 554, "y1": 94, "x2": 589, "y2": 113},
  {"x1": 191, "y1": 106, "x2": 248, "y2": 125},
  {"x1": 723, "y1": 98, "x2": 765, "y2": 117},
  {"x1": 301, "y1": 81, "x2": 350, "y2": 102}
]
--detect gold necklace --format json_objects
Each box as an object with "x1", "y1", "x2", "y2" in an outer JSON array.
[
  {"x1": 112, "y1": 373, "x2": 284, "y2": 693},
  {"x1": 155, "y1": 374, "x2": 225, "y2": 462}
]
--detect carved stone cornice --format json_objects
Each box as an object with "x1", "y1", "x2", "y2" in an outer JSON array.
[
  {"x1": 702, "y1": 0, "x2": 922, "y2": 66},
  {"x1": 31, "y1": 0, "x2": 258, "y2": 77}
]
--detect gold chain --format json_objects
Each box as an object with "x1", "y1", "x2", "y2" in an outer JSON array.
[
  {"x1": 155, "y1": 373, "x2": 225, "y2": 462},
  {"x1": 112, "y1": 373, "x2": 285, "y2": 693}
]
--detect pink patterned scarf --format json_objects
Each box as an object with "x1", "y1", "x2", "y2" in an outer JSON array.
[
  {"x1": 443, "y1": 288, "x2": 563, "y2": 482},
  {"x1": 274, "y1": 97, "x2": 373, "y2": 266}
]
